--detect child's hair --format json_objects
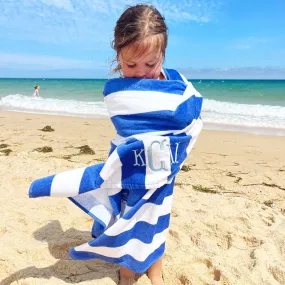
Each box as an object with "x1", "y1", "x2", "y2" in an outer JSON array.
[
  {"x1": 111, "y1": 4, "x2": 168, "y2": 74},
  {"x1": 34, "y1": 85, "x2": 39, "y2": 89}
]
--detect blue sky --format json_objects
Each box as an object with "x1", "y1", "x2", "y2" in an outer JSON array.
[{"x1": 0, "y1": 0, "x2": 284, "y2": 79}]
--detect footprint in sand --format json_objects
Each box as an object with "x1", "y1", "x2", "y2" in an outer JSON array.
[
  {"x1": 269, "y1": 265, "x2": 285, "y2": 284},
  {"x1": 261, "y1": 213, "x2": 276, "y2": 227},
  {"x1": 178, "y1": 274, "x2": 191, "y2": 284},
  {"x1": 0, "y1": 144, "x2": 12, "y2": 156},
  {"x1": 169, "y1": 229, "x2": 179, "y2": 240},
  {"x1": 171, "y1": 210, "x2": 179, "y2": 217},
  {"x1": 249, "y1": 249, "x2": 257, "y2": 269},
  {"x1": 199, "y1": 259, "x2": 229, "y2": 284},
  {"x1": 0, "y1": 149, "x2": 12, "y2": 156},
  {"x1": 33, "y1": 146, "x2": 53, "y2": 153},
  {"x1": 0, "y1": 144, "x2": 9, "y2": 149}
]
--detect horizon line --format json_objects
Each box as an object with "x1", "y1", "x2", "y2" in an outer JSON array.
[{"x1": 1, "y1": 77, "x2": 285, "y2": 80}]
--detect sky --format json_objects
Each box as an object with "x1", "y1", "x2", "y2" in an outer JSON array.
[{"x1": 0, "y1": 0, "x2": 284, "y2": 79}]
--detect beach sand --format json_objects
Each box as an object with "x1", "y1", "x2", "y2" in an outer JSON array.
[{"x1": 0, "y1": 110, "x2": 285, "y2": 285}]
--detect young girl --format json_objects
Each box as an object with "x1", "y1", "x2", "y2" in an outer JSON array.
[
  {"x1": 33, "y1": 85, "x2": 40, "y2": 97},
  {"x1": 29, "y1": 4, "x2": 203, "y2": 285},
  {"x1": 113, "y1": 6, "x2": 170, "y2": 284}
]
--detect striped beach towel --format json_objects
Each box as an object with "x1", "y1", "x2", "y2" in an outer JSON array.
[{"x1": 29, "y1": 68, "x2": 203, "y2": 273}]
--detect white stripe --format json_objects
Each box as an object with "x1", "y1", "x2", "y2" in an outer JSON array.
[
  {"x1": 74, "y1": 228, "x2": 168, "y2": 262},
  {"x1": 122, "y1": 204, "x2": 132, "y2": 216},
  {"x1": 111, "y1": 134, "x2": 127, "y2": 146},
  {"x1": 107, "y1": 187, "x2": 122, "y2": 196},
  {"x1": 104, "y1": 194, "x2": 173, "y2": 236},
  {"x1": 179, "y1": 73, "x2": 189, "y2": 85},
  {"x1": 104, "y1": 85, "x2": 200, "y2": 117},
  {"x1": 89, "y1": 204, "x2": 112, "y2": 226},
  {"x1": 188, "y1": 82, "x2": 202, "y2": 98},
  {"x1": 185, "y1": 118, "x2": 203, "y2": 155},
  {"x1": 51, "y1": 167, "x2": 86, "y2": 197},
  {"x1": 107, "y1": 187, "x2": 156, "y2": 213},
  {"x1": 171, "y1": 117, "x2": 203, "y2": 136},
  {"x1": 143, "y1": 136, "x2": 171, "y2": 187},
  {"x1": 99, "y1": 149, "x2": 122, "y2": 189},
  {"x1": 112, "y1": 117, "x2": 202, "y2": 142}
]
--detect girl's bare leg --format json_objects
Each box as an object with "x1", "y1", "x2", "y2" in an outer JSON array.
[
  {"x1": 119, "y1": 266, "x2": 135, "y2": 285},
  {"x1": 148, "y1": 256, "x2": 164, "y2": 285}
]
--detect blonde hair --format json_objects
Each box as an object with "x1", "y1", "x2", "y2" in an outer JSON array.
[{"x1": 111, "y1": 4, "x2": 168, "y2": 74}]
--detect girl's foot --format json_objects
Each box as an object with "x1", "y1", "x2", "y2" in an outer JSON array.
[
  {"x1": 149, "y1": 276, "x2": 164, "y2": 285},
  {"x1": 147, "y1": 256, "x2": 164, "y2": 284},
  {"x1": 119, "y1": 276, "x2": 135, "y2": 285},
  {"x1": 119, "y1": 266, "x2": 135, "y2": 285}
]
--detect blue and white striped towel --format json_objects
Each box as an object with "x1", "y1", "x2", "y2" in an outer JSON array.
[{"x1": 29, "y1": 68, "x2": 203, "y2": 273}]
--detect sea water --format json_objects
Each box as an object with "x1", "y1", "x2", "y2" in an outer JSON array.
[{"x1": 0, "y1": 78, "x2": 284, "y2": 136}]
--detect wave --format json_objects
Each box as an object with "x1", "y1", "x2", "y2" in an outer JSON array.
[
  {"x1": 1, "y1": 94, "x2": 285, "y2": 135},
  {"x1": 0, "y1": 94, "x2": 108, "y2": 118},
  {"x1": 202, "y1": 99, "x2": 285, "y2": 129}
]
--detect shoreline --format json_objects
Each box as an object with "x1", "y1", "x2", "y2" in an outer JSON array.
[
  {"x1": 1, "y1": 109, "x2": 285, "y2": 137},
  {"x1": 1, "y1": 110, "x2": 285, "y2": 285}
]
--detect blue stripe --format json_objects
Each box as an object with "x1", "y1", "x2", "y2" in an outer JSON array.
[
  {"x1": 88, "y1": 214, "x2": 170, "y2": 247},
  {"x1": 103, "y1": 78, "x2": 186, "y2": 97},
  {"x1": 123, "y1": 181, "x2": 174, "y2": 220},
  {"x1": 69, "y1": 197, "x2": 106, "y2": 230},
  {"x1": 117, "y1": 139, "x2": 147, "y2": 190},
  {"x1": 108, "y1": 191, "x2": 122, "y2": 217},
  {"x1": 69, "y1": 241, "x2": 165, "y2": 273},
  {"x1": 169, "y1": 135, "x2": 192, "y2": 180},
  {"x1": 108, "y1": 141, "x2": 117, "y2": 156},
  {"x1": 111, "y1": 95, "x2": 203, "y2": 137},
  {"x1": 91, "y1": 221, "x2": 106, "y2": 238},
  {"x1": 125, "y1": 188, "x2": 147, "y2": 207},
  {"x1": 164, "y1": 68, "x2": 184, "y2": 81},
  {"x1": 29, "y1": 174, "x2": 55, "y2": 197},
  {"x1": 79, "y1": 163, "x2": 105, "y2": 194},
  {"x1": 103, "y1": 68, "x2": 186, "y2": 97}
]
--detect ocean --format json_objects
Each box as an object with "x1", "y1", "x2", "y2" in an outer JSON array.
[{"x1": 0, "y1": 78, "x2": 285, "y2": 136}]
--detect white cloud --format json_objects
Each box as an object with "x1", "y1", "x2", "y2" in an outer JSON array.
[
  {"x1": 149, "y1": 0, "x2": 218, "y2": 23},
  {"x1": 0, "y1": 0, "x2": 222, "y2": 46},
  {"x1": 178, "y1": 66, "x2": 285, "y2": 79},
  {"x1": 39, "y1": 0, "x2": 74, "y2": 12},
  {"x1": 0, "y1": 53, "x2": 96, "y2": 70},
  {"x1": 232, "y1": 37, "x2": 270, "y2": 50}
]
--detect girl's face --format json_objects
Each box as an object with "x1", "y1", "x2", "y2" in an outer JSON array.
[{"x1": 119, "y1": 47, "x2": 163, "y2": 79}]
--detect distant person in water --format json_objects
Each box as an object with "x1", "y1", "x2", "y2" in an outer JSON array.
[{"x1": 33, "y1": 85, "x2": 40, "y2": 97}]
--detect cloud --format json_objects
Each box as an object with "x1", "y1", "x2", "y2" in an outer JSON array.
[
  {"x1": 39, "y1": 0, "x2": 75, "y2": 12},
  {"x1": 0, "y1": 0, "x2": 223, "y2": 45},
  {"x1": 178, "y1": 66, "x2": 285, "y2": 79},
  {"x1": 0, "y1": 53, "x2": 97, "y2": 70},
  {"x1": 147, "y1": 0, "x2": 218, "y2": 23},
  {"x1": 231, "y1": 36, "x2": 270, "y2": 50}
]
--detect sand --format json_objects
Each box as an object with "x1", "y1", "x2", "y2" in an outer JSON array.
[{"x1": 0, "y1": 110, "x2": 285, "y2": 285}]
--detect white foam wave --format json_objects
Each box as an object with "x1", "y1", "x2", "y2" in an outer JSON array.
[
  {"x1": 0, "y1": 94, "x2": 108, "y2": 118},
  {"x1": 1, "y1": 95, "x2": 284, "y2": 135},
  {"x1": 202, "y1": 99, "x2": 285, "y2": 130}
]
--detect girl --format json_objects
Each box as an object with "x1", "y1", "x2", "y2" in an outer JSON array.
[
  {"x1": 29, "y1": 4, "x2": 203, "y2": 285},
  {"x1": 113, "y1": 6, "x2": 169, "y2": 284},
  {"x1": 111, "y1": 7, "x2": 197, "y2": 283},
  {"x1": 33, "y1": 85, "x2": 40, "y2": 97}
]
